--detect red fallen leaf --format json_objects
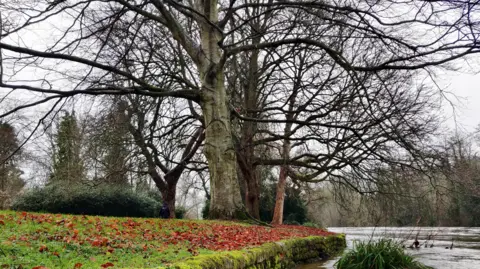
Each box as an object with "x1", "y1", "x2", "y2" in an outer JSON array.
[
  {"x1": 32, "y1": 266, "x2": 48, "y2": 269},
  {"x1": 52, "y1": 251, "x2": 59, "y2": 257},
  {"x1": 101, "y1": 262, "x2": 114, "y2": 268},
  {"x1": 74, "y1": 263, "x2": 83, "y2": 268},
  {"x1": 39, "y1": 245, "x2": 48, "y2": 253}
]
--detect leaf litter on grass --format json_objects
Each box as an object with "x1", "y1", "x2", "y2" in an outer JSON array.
[{"x1": 0, "y1": 211, "x2": 334, "y2": 268}]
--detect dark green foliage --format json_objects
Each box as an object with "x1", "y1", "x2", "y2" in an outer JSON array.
[
  {"x1": 12, "y1": 184, "x2": 161, "y2": 218},
  {"x1": 0, "y1": 122, "x2": 25, "y2": 209},
  {"x1": 99, "y1": 100, "x2": 130, "y2": 186},
  {"x1": 50, "y1": 113, "x2": 84, "y2": 183},
  {"x1": 335, "y1": 239, "x2": 431, "y2": 269},
  {"x1": 463, "y1": 195, "x2": 480, "y2": 226},
  {"x1": 202, "y1": 199, "x2": 210, "y2": 219},
  {"x1": 175, "y1": 206, "x2": 187, "y2": 219},
  {"x1": 259, "y1": 180, "x2": 308, "y2": 224},
  {"x1": 303, "y1": 222, "x2": 322, "y2": 228}
]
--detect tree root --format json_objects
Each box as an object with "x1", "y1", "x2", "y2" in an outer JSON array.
[{"x1": 236, "y1": 205, "x2": 273, "y2": 228}]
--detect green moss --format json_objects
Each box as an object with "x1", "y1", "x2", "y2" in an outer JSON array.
[{"x1": 167, "y1": 234, "x2": 346, "y2": 269}]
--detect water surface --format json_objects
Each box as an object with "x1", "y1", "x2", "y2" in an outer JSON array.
[{"x1": 296, "y1": 227, "x2": 480, "y2": 269}]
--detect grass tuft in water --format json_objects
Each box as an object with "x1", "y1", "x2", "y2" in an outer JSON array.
[{"x1": 335, "y1": 238, "x2": 431, "y2": 269}]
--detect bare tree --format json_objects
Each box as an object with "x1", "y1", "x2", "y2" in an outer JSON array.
[
  {"x1": 1, "y1": 0, "x2": 479, "y2": 219},
  {"x1": 125, "y1": 95, "x2": 204, "y2": 218}
]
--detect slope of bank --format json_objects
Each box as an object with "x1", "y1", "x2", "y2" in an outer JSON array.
[{"x1": 0, "y1": 211, "x2": 345, "y2": 268}]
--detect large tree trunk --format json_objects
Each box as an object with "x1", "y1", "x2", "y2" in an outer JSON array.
[
  {"x1": 271, "y1": 164, "x2": 288, "y2": 225},
  {"x1": 201, "y1": 75, "x2": 243, "y2": 219},
  {"x1": 237, "y1": 153, "x2": 260, "y2": 219},
  {"x1": 271, "y1": 137, "x2": 292, "y2": 225},
  {"x1": 162, "y1": 183, "x2": 177, "y2": 219},
  {"x1": 239, "y1": 46, "x2": 261, "y2": 219},
  {"x1": 236, "y1": 116, "x2": 260, "y2": 218},
  {"x1": 195, "y1": 0, "x2": 244, "y2": 219},
  {"x1": 245, "y1": 172, "x2": 260, "y2": 219}
]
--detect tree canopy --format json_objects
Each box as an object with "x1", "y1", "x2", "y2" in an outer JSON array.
[{"x1": 1, "y1": 0, "x2": 479, "y2": 219}]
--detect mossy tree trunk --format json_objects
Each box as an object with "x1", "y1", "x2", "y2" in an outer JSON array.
[
  {"x1": 195, "y1": 0, "x2": 243, "y2": 219},
  {"x1": 200, "y1": 68, "x2": 243, "y2": 219}
]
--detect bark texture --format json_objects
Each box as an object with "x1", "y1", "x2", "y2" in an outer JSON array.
[
  {"x1": 201, "y1": 71, "x2": 243, "y2": 219},
  {"x1": 271, "y1": 140, "x2": 290, "y2": 225},
  {"x1": 196, "y1": 0, "x2": 244, "y2": 219}
]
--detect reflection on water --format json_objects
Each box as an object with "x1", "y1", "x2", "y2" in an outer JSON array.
[{"x1": 296, "y1": 227, "x2": 480, "y2": 269}]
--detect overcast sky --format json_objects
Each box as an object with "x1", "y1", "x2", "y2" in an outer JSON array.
[{"x1": 441, "y1": 72, "x2": 480, "y2": 134}]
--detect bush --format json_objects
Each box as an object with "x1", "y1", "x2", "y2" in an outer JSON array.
[
  {"x1": 175, "y1": 206, "x2": 187, "y2": 219},
  {"x1": 12, "y1": 184, "x2": 161, "y2": 218},
  {"x1": 202, "y1": 199, "x2": 210, "y2": 219},
  {"x1": 335, "y1": 239, "x2": 431, "y2": 269},
  {"x1": 303, "y1": 222, "x2": 321, "y2": 228},
  {"x1": 259, "y1": 181, "x2": 309, "y2": 224}
]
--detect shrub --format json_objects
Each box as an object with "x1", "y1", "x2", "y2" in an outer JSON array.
[
  {"x1": 335, "y1": 238, "x2": 431, "y2": 269},
  {"x1": 202, "y1": 199, "x2": 210, "y2": 219},
  {"x1": 303, "y1": 222, "x2": 321, "y2": 228},
  {"x1": 175, "y1": 206, "x2": 187, "y2": 219},
  {"x1": 12, "y1": 184, "x2": 161, "y2": 218},
  {"x1": 259, "y1": 181, "x2": 309, "y2": 224}
]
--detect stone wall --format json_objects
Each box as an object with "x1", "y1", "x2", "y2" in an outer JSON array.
[{"x1": 168, "y1": 234, "x2": 346, "y2": 269}]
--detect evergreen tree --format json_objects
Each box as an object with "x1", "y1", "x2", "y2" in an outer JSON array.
[
  {"x1": 0, "y1": 122, "x2": 25, "y2": 208},
  {"x1": 101, "y1": 100, "x2": 130, "y2": 186},
  {"x1": 50, "y1": 113, "x2": 84, "y2": 183}
]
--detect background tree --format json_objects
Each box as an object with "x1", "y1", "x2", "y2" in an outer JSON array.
[
  {"x1": 0, "y1": 122, "x2": 25, "y2": 209},
  {"x1": 84, "y1": 98, "x2": 133, "y2": 186},
  {"x1": 101, "y1": 99, "x2": 131, "y2": 186},
  {"x1": 50, "y1": 112, "x2": 85, "y2": 184},
  {"x1": 125, "y1": 95, "x2": 204, "y2": 218},
  {"x1": 1, "y1": 0, "x2": 480, "y2": 219}
]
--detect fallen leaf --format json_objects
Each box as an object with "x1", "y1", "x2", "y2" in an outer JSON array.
[
  {"x1": 39, "y1": 245, "x2": 48, "y2": 253},
  {"x1": 101, "y1": 262, "x2": 114, "y2": 268}
]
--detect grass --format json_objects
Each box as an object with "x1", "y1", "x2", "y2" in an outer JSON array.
[
  {"x1": 335, "y1": 238, "x2": 432, "y2": 269},
  {"x1": 0, "y1": 210, "x2": 334, "y2": 268}
]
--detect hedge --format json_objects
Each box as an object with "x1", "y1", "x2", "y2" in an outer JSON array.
[{"x1": 12, "y1": 184, "x2": 163, "y2": 218}]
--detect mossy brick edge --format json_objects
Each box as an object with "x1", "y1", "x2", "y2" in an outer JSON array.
[{"x1": 166, "y1": 234, "x2": 346, "y2": 269}]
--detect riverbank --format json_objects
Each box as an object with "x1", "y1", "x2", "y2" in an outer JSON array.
[
  {"x1": 318, "y1": 227, "x2": 480, "y2": 269},
  {"x1": 0, "y1": 211, "x2": 345, "y2": 268}
]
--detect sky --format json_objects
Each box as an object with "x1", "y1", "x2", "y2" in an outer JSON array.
[
  {"x1": 1, "y1": 0, "x2": 480, "y2": 187},
  {"x1": 441, "y1": 72, "x2": 480, "y2": 134}
]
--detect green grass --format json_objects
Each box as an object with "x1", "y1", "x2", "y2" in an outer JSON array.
[
  {"x1": 0, "y1": 211, "x2": 215, "y2": 268},
  {"x1": 0, "y1": 210, "x2": 336, "y2": 268},
  {"x1": 335, "y1": 239, "x2": 432, "y2": 269}
]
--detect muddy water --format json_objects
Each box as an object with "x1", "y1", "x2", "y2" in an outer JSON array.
[{"x1": 296, "y1": 227, "x2": 480, "y2": 269}]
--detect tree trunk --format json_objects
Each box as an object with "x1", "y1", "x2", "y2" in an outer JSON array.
[
  {"x1": 237, "y1": 153, "x2": 260, "y2": 219},
  {"x1": 201, "y1": 69, "x2": 243, "y2": 219},
  {"x1": 163, "y1": 182, "x2": 177, "y2": 219},
  {"x1": 239, "y1": 46, "x2": 261, "y2": 219},
  {"x1": 194, "y1": 0, "x2": 243, "y2": 219},
  {"x1": 245, "y1": 173, "x2": 260, "y2": 219},
  {"x1": 272, "y1": 139, "x2": 291, "y2": 225},
  {"x1": 271, "y1": 164, "x2": 288, "y2": 225},
  {"x1": 236, "y1": 122, "x2": 260, "y2": 219}
]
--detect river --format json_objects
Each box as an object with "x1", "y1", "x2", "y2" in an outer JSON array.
[{"x1": 296, "y1": 227, "x2": 480, "y2": 269}]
